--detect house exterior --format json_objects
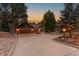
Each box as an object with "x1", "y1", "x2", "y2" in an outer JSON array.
[
  {"x1": 16, "y1": 22, "x2": 35, "y2": 34},
  {"x1": 30, "y1": 23, "x2": 41, "y2": 33},
  {"x1": 16, "y1": 22, "x2": 41, "y2": 34}
]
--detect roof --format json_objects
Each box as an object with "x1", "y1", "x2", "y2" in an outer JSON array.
[
  {"x1": 30, "y1": 23, "x2": 40, "y2": 29},
  {"x1": 17, "y1": 22, "x2": 35, "y2": 29}
]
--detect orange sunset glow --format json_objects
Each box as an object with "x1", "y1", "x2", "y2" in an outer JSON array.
[{"x1": 26, "y1": 3, "x2": 64, "y2": 24}]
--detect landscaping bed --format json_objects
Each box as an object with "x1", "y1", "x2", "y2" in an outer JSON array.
[{"x1": 53, "y1": 33, "x2": 79, "y2": 49}]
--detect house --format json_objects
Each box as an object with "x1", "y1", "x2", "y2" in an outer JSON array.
[
  {"x1": 30, "y1": 23, "x2": 41, "y2": 33},
  {"x1": 16, "y1": 22, "x2": 41, "y2": 34},
  {"x1": 16, "y1": 22, "x2": 35, "y2": 34}
]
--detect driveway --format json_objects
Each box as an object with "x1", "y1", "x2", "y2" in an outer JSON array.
[{"x1": 12, "y1": 33, "x2": 79, "y2": 56}]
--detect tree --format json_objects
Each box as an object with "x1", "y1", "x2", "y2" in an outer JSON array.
[
  {"x1": 11, "y1": 3, "x2": 28, "y2": 33},
  {"x1": 11, "y1": 3, "x2": 28, "y2": 24},
  {"x1": 43, "y1": 10, "x2": 56, "y2": 32},
  {"x1": 0, "y1": 3, "x2": 10, "y2": 32},
  {"x1": 60, "y1": 3, "x2": 74, "y2": 25},
  {"x1": 1, "y1": 20, "x2": 9, "y2": 32},
  {"x1": 10, "y1": 3, "x2": 28, "y2": 33},
  {"x1": 0, "y1": 3, "x2": 28, "y2": 32},
  {"x1": 74, "y1": 4, "x2": 79, "y2": 29}
]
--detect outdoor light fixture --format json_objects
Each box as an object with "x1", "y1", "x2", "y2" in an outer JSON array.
[
  {"x1": 61, "y1": 25, "x2": 73, "y2": 38},
  {"x1": 31, "y1": 29, "x2": 34, "y2": 31},
  {"x1": 31, "y1": 29, "x2": 34, "y2": 33},
  {"x1": 16, "y1": 28, "x2": 20, "y2": 31},
  {"x1": 16, "y1": 28, "x2": 20, "y2": 34},
  {"x1": 62, "y1": 28, "x2": 66, "y2": 32}
]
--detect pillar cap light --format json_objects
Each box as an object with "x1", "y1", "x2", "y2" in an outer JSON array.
[
  {"x1": 62, "y1": 28, "x2": 66, "y2": 32},
  {"x1": 31, "y1": 29, "x2": 34, "y2": 30},
  {"x1": 16, "y1": 28, "x2": 20, "y2": 31}
]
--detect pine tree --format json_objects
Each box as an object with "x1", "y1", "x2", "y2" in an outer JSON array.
[
  {"x1": 0, "y1": 4, "x2": 10, "y2": 32},
  {"x1": 60, "y1": 3, "x2": 74, "y2": 25},
  {"x1": 0, "y1": 3, "x2": 28, "y2": 32},
  {"x1": 1, "y1": 20, "x2": 9, "y2": 32},
  {"x1": 11, "y1": 3, "x2": 28, "y2": 24},
  {"x1": 43, "y1": 10, "x2": 56, "y2": 32},
  {"x1": 74, "y1": 4, "x2": 79, "y2": 29}
]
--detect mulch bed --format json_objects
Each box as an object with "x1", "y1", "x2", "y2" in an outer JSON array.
[{"x1": 53, "y1": 33, "x2": 79, "y2": 49}]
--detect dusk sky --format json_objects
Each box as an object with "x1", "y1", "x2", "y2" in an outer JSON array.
[{"x1": 26, "y1": 3, "x2": 64, "y2": 24}]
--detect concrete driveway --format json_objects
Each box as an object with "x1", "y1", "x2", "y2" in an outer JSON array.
[{"x1": 12, "y1": 33, "x2": 79, "y2": 56}]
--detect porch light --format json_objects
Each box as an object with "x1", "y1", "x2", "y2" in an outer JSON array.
[{"x1": 62, "y1": 28, "x2": 66, "y2": 32}]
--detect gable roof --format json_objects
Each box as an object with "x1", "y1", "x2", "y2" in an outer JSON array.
[{"x1": 17, "y1": 22, "x2": 35, "y2": 29}]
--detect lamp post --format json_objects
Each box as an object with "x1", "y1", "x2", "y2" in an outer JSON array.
[
  {"x1": 16, "y1": 28, "x2": 20, "y2": 34},
  {"x1": 31, "y1": 29, "x2": 34, "y2": 33},
  {"x1": 62, "y1": 28, "x2": 67, "y2": 38},
  {"x1": 61, "y1": 25, "x2": 73, "y2": 39}
]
